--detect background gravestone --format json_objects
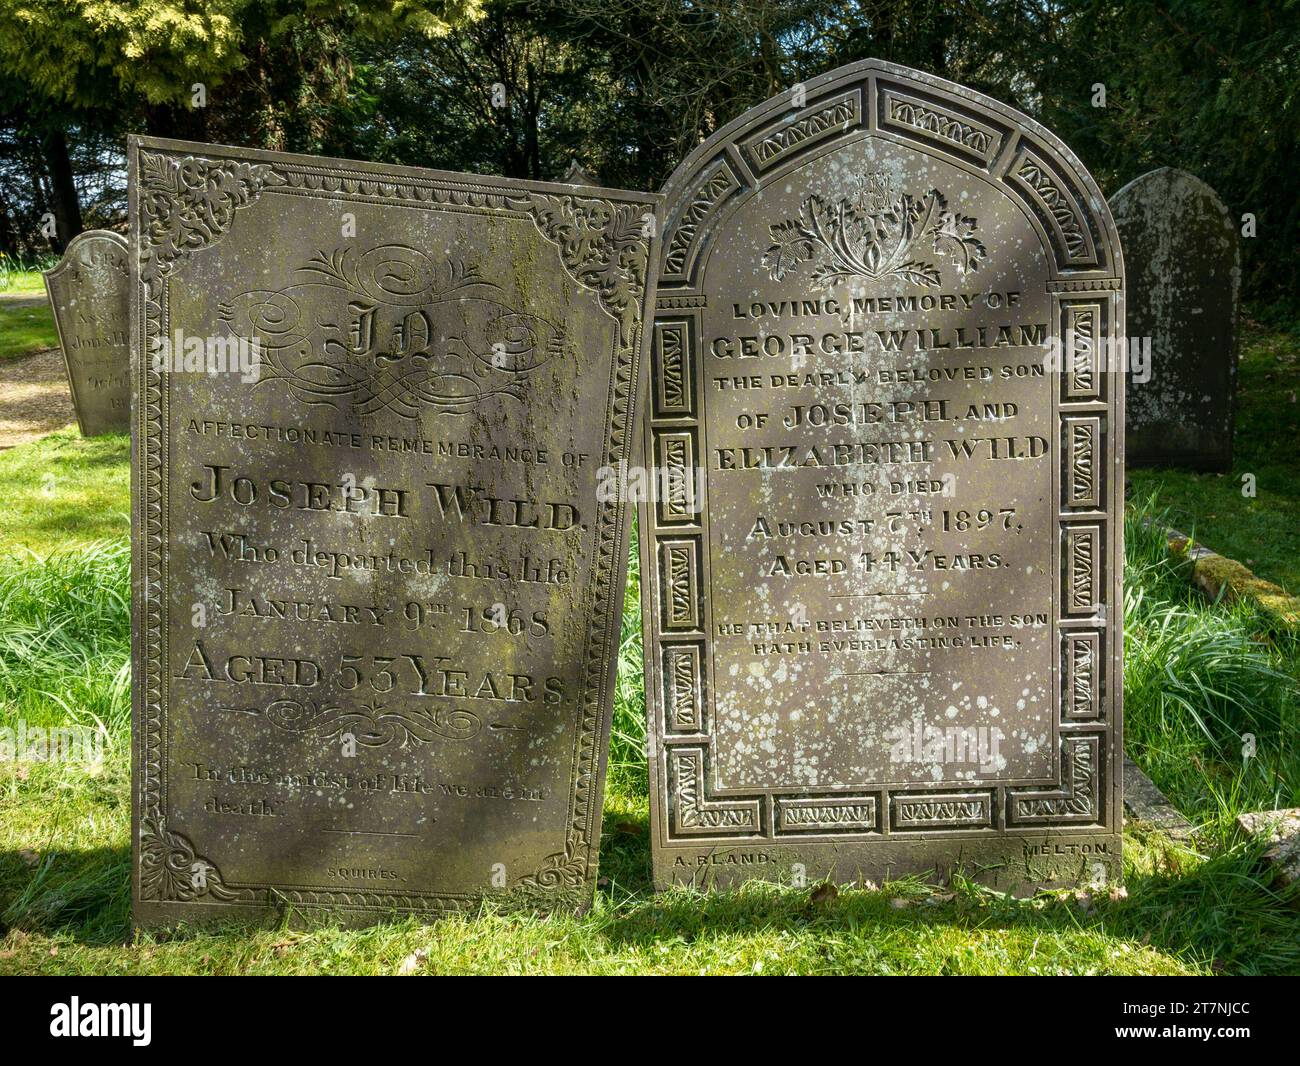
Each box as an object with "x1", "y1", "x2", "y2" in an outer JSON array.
[
  {"x1": 1112, "y1": 168, "x2": 1240, "y2": 472},
  {"x1": 43, "y1": 229, "x2": 130, "y2": 436},
  {"x1": 643, "y1": 59, "x2": 1124, "y2": 895},
  {"x1": 129, "y1": 136, "x2": 658, "y2": 927}
]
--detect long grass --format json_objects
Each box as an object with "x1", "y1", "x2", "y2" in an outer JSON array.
[
  {"x1": 1123, "y1": 493, "x2": 1300, "y2": 843},
  {"x1": 0, "y1": 504, "x2": 1297, "y2": 972}
]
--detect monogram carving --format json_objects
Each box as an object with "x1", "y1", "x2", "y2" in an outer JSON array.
[{"x1": 220, "y1": 245, "x2": 567, "y2": 417}]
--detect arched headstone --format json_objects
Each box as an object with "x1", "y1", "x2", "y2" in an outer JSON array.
[
  {"x1": 643, "y1": 59, "x2": 1124, "y2": 894},
  {"x1": 1112, "y1": 167, "x2": 1240, "y2": 471},
  {"x1": 43, "y1": 230, "x2": 130, "y2": 436}
]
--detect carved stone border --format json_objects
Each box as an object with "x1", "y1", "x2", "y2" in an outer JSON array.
[
  {"x1": 644, "y1": 60, "x2": 1123, "y2": 888},
  {"x1": 130, "y1": 136, "x2": 658, "y2": 920}
]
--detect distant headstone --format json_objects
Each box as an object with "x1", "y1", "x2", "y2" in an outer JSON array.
[
  {"x1": 643, "y1": 59, "x2": 1124, "y2": 894},
  {"x1": 129, "y1": 136, "x2": 659, "y2": 926},
  {"x1": 1112, "y1": 168, "x2": 1240, "y2": 471},
  {"x1": 43, "y1": 230, "x2": 130, "y2": 435},
  {"x1": 563, "y1": 160, "x2": 597, "y2": 185}
]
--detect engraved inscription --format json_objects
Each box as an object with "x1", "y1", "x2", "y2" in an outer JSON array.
[
  {"x1": 131, "y1": 137, "x2": 659, "y2": 925},
  {"x1": 645, "y1": 59, "x2": 1122, "y2": 894}
]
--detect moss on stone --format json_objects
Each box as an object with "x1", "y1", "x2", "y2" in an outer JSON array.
[{"x1": 1165, "y1": 532, "x2": 1300, "y2": 632}]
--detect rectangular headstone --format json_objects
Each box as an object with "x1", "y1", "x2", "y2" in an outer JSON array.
[
  {"x1": 642, "y1": 60, "x2": 1124, "y2": 895},
  {"x1": 1113, "y1": 168, "x2": 1240, "y2": 472},
  {"x1": 43, "y1": 230, "x2": 131, "y2": 436},
  {"x1": 129, "y1": 136, "x2": 658, "y2": 926}
]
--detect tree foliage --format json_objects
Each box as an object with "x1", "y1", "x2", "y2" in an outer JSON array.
[{"x1": 0, "y1": 0, "x2": 1295, "y2": 303}]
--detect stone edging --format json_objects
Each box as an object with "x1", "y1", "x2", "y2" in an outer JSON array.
[
  {"x1": 1122, "y1": 755, "x2": 1196, "y2": 843},
  {"x1": 1159, "y1": 526, "x2": 1300, "y2": 631}
]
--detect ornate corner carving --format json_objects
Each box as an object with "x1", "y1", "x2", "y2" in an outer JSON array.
[
  {"x1": 516, "y1": 193, "x2": 650, "y2": 346},
  {"x1": 138, "y1": 151, "x2": 286, "y2": 287},
  {"x1": 138, "y1": 818, "x2": 242, "y2": 902}
]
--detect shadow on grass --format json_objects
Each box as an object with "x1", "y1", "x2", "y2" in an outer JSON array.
[{"x1": 4, "y1": 825, "x2": 1294, "y2": 975}]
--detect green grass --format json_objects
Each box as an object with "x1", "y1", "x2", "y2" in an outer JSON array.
[
  {"x1": 1128, "y1": 321, "x2": 1300, "y2": 591},
  {"x1": 0, "y1": 511, "x2": 1297, "y2": 974},
  {"x1": 0, "y1": 301, "x2": 58, "y2": 361},
  {"x1": 0, "y1": 356, "x2": 1297, "y2": 974},
  {"x1": 1124, "y1": 495, "x2": 1300, "y2": 838},
  {"x1": 0, "y1": 257, "x2": 54, "y2": 297},
  {"x1": 0, "y1": 430, "x2": 130, "y2": 556}
]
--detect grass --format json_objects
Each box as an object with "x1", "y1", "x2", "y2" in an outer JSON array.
[
  {"x1": 0, "y1": 336, "x2": 1297, "y2": 974},
  {"x1": 1128, "y1": 321, "x2": 1300, "y2": 591},
  {"x1": 0, "y1": 430, "x2": 130, "y2": 556},
  {"x1": 0, "y1": 302, "x2": 58, "y2": 361},
  {"x1": 0, "y1": 256, "x2": 54, "y2": 297},
  {"x1": 1124, "y1": 494, "x2": 1300, "y2": 838},
  {"x1": 0, "y1": 257, "x2": 58, "y2": 361}
]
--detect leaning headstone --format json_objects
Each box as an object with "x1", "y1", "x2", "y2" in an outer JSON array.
[
  {"x1": 1112, "y1": 168, "x2": 1240, "y2": 472},
  {"x1": 129, "y1": 136, "x2": 659, "y2": 926},
  {"x1": 643, "y1": 59, "x2": 1123, "y2": 894},
  {"x1": 43, "y1": 230, "x2": 130, "y2": 435}
]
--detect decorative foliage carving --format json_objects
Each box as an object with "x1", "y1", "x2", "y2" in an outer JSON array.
[
  {"x1": 220, "y1": 697, "x2": 481, "y2": 746},
  {"x1": 1016, "y1": 157, "x2": 1090, "y2": 259},
  {"x1": 138, "y1": 818, "x2": 241, "y2": 902},
  {"x1": 764, "y1": 172, "x2": 986, "y2": 286},
  {"x1": 518, "y1": 832, "x2": 589, "y2": 892},
  {"x1": 517, "y1": 193, "x2": 650, "y2": 345},
  {"x1": 138, "y1": 152, "x2": 286, "y2": 284}
]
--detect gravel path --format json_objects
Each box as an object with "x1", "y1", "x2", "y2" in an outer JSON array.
[{"x1": 0, "y1": 346, "x2": 76, "y2": 449}]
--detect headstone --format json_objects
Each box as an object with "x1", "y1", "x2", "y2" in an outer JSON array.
[
  {"x1": 129, "y1": 136, "x2": 659, "y2": 927},
  {"x1": 1112, "y1": 168, "x2": 1240, "y2": 472},
  {"x1": 43, "y1": 230, "x2": 131, "y2": 435},
  {"x1": 563, "y1": 160, "x2": 598, "y2": 186},
  {"x1": 643, "y1": 59, "x2": 1124, "y2": 894}
]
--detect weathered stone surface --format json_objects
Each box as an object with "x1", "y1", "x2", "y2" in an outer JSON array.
[
  {"x1": 1112, "y1": 168, "x2": 1240, "y2": 472},
  {"x1": 1122, "y1": 754, "x2": 1194, "y2": 843},
  {"x1": 1236, "y1": 809, "x2": 1300, "y2": 899},
  {"x1": 643, "y1": 59, "x2": 1124, "y2": 895},
  {"x1": 43, "y1": 230, "x2": 130, "y2": 436},
  {"x1": 129, "y1": 136, "x2": 659, "y2": 927}
]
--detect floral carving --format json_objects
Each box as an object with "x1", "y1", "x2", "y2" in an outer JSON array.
[
  {"x1": 518, "y1": 193, "x2": 650, "y2": 345},
  {"x1": 763, "y1": 171, "x2": 985, "y2": 287},
  {"x1": 138, "y1": 818, "x2": 240, "y2": 902},
  {"x1": 138, "y1": 152, "x2": 286, "y2": 284},
  {"x1": 518, "y1": 831, "x2": 589, "y2": 892}
]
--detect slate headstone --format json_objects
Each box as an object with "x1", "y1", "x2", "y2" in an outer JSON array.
[
  {"x1": 1112, "y1": 168, "x2": 1240, "y2": 472},
  {"x1": 129, "y1": 136, "x2": 659, "y2": 926},
  {"x1": 643, "y1": 59, "x2": 1124, "y2": 894},
  {"x1": 43, "y1": 229, "x2": 130, "y2": 436}
]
